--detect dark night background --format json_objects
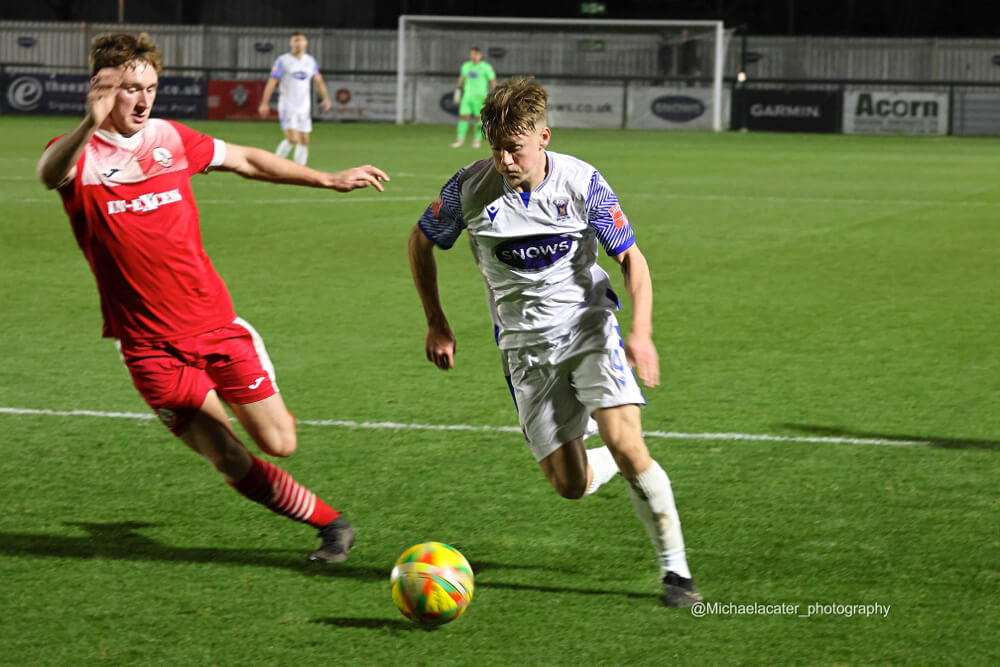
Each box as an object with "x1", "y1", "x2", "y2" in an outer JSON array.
[{"x1": 2, "y1": 0, "x2": 999, "y2": 37}]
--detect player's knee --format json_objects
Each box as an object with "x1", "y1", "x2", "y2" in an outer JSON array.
[
  {"x1": 260, "y1": 428, "x2": 297, "y2": 458},
  {"x1": 550, "y1": 476, "x2": 586, "y2": 500}
]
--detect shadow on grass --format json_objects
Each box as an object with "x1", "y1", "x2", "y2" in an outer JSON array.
[
  {"x1": 779, "y1": 423, "x2": 1000, "y2": 450},
  {"x1": 0, "y1": 521, "x2": 658, "y2": 602},
  {"x1": 312, "y1": 617, "x2": 423, "y2": 632}
]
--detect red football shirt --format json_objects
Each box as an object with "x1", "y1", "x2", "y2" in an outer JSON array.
[{"x1": 50, "y1": 119, "x2": 236, "y2": 342}]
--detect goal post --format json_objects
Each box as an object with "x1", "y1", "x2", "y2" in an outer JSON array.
[{"x1": 396, "y1": 15, "x2": 731, "y2": 131}]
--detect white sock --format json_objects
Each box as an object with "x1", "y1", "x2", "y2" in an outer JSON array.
[
  {"x1": 584, "y1": 446, "x2": 618, "y2": 496},
  {"x1": 625, "y1": 461, "x2": 691, "y2": 579},
  {"x1": 582, "y1": 417, "x2": 599, "y2": 441},
  {"x1": 275, "y1": 139, "x2": 292, "y2": 159},
  {"x1": 293, "y1": 144, "x2": 308, "y2": 166}
]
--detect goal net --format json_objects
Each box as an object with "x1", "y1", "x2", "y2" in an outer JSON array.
[{"x1": 396, "y1": 15, "x2": 732, "y2": 131}]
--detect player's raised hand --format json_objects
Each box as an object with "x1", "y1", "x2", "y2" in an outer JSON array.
[
  {"x1": 325, "y1": 165, "x2": 390, "y2": 192},
  {"x1": 425, "y1": 325, "x2": 456, "y2": 370},
  {"x1": 625, "y1": 332, "x2": 660, "y2": 388},
  {"x1": 87, "y1": 67, "x2": 123, "y2": 126}
]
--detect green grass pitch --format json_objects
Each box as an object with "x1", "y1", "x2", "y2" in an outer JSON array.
[{"x1": 0, "y1": 116, "x2": 997, "y2": 664}]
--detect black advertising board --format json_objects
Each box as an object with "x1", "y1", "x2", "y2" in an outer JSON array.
[
  {"x1": 734, "y1": 89, "x2": 841, "y2": 133},
  {"x1": 3, "y1": 73, "x2": 206, "y2": 119}
]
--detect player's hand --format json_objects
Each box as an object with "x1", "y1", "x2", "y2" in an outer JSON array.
[
  {"x1": 326, "y1": 165, "x2": 390, "y2": 192},
  {"x1": 257, "y1": 102, "x2": 270, "y2": 119},
  {"x1": 319, "y1": 98, "x2": 332, "y2": 112},
  {"x1": 625, "y1": 332, "x2": 660, "y2": 388},
  {"x1": 453, "y1": 88, "x2": 462, "y2": 105},
  {"x1": 425, "y1": 325, "x2": 456, "y2": 370},
  {"x1": 87, "y1": 67, "x2": 124, "y2": 127}
]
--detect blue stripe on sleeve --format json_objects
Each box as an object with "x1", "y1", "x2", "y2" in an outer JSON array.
[
  {"x1": 586, "y1": 170, "x2": 635, "y2": 256},
  {"x1": 417, "y1": 168, "x2": 467, "y2": 250}
]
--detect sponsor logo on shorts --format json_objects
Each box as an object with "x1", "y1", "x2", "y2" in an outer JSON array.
[
  {"x1": 106, "y1": 188, "x2": 182, "y2": 215},
  {"x1": 495, "y1": 234, "x2": 573, "y2": 271},
  {"x1": 248, "y1": 376, "x2": 266, "y2": 390}
]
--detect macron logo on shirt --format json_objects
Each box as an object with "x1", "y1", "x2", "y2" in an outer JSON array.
[{"x1": 107, "y1": 189, "x2": 183, "y2": 215}]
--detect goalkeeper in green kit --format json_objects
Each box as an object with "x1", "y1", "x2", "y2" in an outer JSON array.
[{"x1": 451, "y1": 47, "x2": 497, "y2": 148}]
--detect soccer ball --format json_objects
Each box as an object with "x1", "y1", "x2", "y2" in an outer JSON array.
[{"x1": 390, "y1": 541, "x2": 474, "y2": 627}]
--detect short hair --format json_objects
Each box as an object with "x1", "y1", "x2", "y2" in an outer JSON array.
[
  {"x1": 480, "y1": 76, "x2": 548, "y2": 146},
  {"x1": 89, "y1": 33, "x2": 162, "y2": 76},
  {"x1": 291, "y1": 32, "x2": 306, "y2": 39},
  {"x1": 470, "y1": 46, "x2": 482, "y2": 52}
]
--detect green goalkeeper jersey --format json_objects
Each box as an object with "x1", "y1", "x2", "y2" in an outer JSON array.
[{"x1": 460, "y1": 60, "x2": 496, "y2": 99}]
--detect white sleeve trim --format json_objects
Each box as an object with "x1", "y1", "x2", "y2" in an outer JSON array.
[{"x1": 207, "y1": 139, "x2": 227, "y2": 171}]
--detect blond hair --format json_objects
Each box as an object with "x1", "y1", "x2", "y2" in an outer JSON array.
[
  {"x1": 480, "y1": 76, "x2": 548, "y2": 146},
  {"x1": 89, "y1": 33, "x2": 162, "y2": 76}
]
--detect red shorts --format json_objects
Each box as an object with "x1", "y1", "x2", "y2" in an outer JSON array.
[{"x1": 120, "y1": 317, "x2": 278, "y2": 435}]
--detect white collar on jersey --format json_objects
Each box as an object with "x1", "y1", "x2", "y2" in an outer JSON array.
[{"x1": 96, "y1": 127, "x2": 145, "y2": 151}]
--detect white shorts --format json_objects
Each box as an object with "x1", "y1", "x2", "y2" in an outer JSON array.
[
  {"x1": 504, "y1": 314, "x2": 646, "y2": 462},
  {"x1": 279, "y1": 107, "x2": 312, "y2": 133}
]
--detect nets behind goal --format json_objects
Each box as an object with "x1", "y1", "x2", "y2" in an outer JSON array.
[{"x1": 396, "y1": 15, "x2": 732, "y2": 130}]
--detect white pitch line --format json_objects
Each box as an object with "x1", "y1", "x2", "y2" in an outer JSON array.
[
  {"x1": 15, "y1": 193, "x2": 1000, "y2": 208},
  {"x1": 18, "y1": 195, "x2": 432, "y2": 205},
  {"x1": 625, "y1": 192, "x2": 1000, "y2": 209},
  {"x1": 0, "y1": 406, "x2": 931, "y2": 447}
]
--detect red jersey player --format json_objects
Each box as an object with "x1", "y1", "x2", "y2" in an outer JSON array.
[{"x1": 36, "y1": 33, "x2": 388, "y2": 562}]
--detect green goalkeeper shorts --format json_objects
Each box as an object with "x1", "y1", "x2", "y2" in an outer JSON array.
[{"x1": 459, "y1": 94, "x2": 487, "y2": 117}]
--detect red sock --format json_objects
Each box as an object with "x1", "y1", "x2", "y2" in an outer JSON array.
[{"x1": 231, "y1": 456, "x2": 340, "y2": 528}]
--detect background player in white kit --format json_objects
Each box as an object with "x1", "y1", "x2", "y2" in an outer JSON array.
[
  {"x1": 258, "y1": 32, "x2": 330, "y2": 166},
  {"x1": 409, "y1": 76, "x2": 702, "y2": 607}
]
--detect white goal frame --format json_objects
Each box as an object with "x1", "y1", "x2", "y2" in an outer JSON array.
[{"x1": 396, "y1": 15, "x2": 728, "y2": 130}]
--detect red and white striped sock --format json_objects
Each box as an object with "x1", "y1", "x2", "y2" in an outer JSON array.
[{"x1": 230, "y1": 456, "x2": 339, "y2": 528}]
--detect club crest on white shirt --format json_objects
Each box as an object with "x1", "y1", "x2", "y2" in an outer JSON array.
[
  {"x1": 553, "y1": 197, "x2": 570, "y2": 220},
  {"x1": 152, "y1": 146, "x2": 173, "y2": 168}
]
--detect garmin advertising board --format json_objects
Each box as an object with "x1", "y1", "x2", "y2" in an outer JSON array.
[
  {"x1": 626, "y1": 87, "x2": 728, "y2": 130},
  {"x1": 843, "y1": 91, "x2": 948, "y2": 135},
  {"x1": 739, "y1": 89, "x2": 841, "y2": 133},
  {"x1": 4, "y1": 73, "x2": 205, "y2": 118}
]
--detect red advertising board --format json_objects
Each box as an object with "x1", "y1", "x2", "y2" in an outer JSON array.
[{"x1": 207, "y1": 80, "x2": 274, "y2": 121}]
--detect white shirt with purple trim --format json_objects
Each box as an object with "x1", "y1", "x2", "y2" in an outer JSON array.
[
  {"x1": 268, "y1": 52, "x2": 319, "y2": 112},
  {"x1": 418, "y1": 151, "x2": 637, "y2": 352}
]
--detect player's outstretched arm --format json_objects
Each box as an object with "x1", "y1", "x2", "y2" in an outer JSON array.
[
  {"x1": 37, "y1": 66, "x2": 123, "y2": 189},
  {"x1": 614, "y1": 244, "x2": 660, "y2": 387},
  {"x1": 220, "y1": 143, "x2": 388, "y2": 192},
  {"x1": 408, "y1": 224, "x2": 456, "y2": 370}
]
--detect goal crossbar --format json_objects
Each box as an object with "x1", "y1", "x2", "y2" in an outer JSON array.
[{"x1": 396, "y1": 14, "x2": 727, "y2": 130}]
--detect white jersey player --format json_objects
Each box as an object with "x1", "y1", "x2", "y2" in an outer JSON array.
[
  {"x1": 409, "y1": 76, "x2": 702, "y2": 608},
  {"x1": 257, "y1": 32, "x2": 331, "y2": 166}
]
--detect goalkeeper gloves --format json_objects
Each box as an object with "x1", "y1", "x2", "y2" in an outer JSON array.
[{"x1": 453, "y1": 88, "x2": 462, "y2": 104}]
